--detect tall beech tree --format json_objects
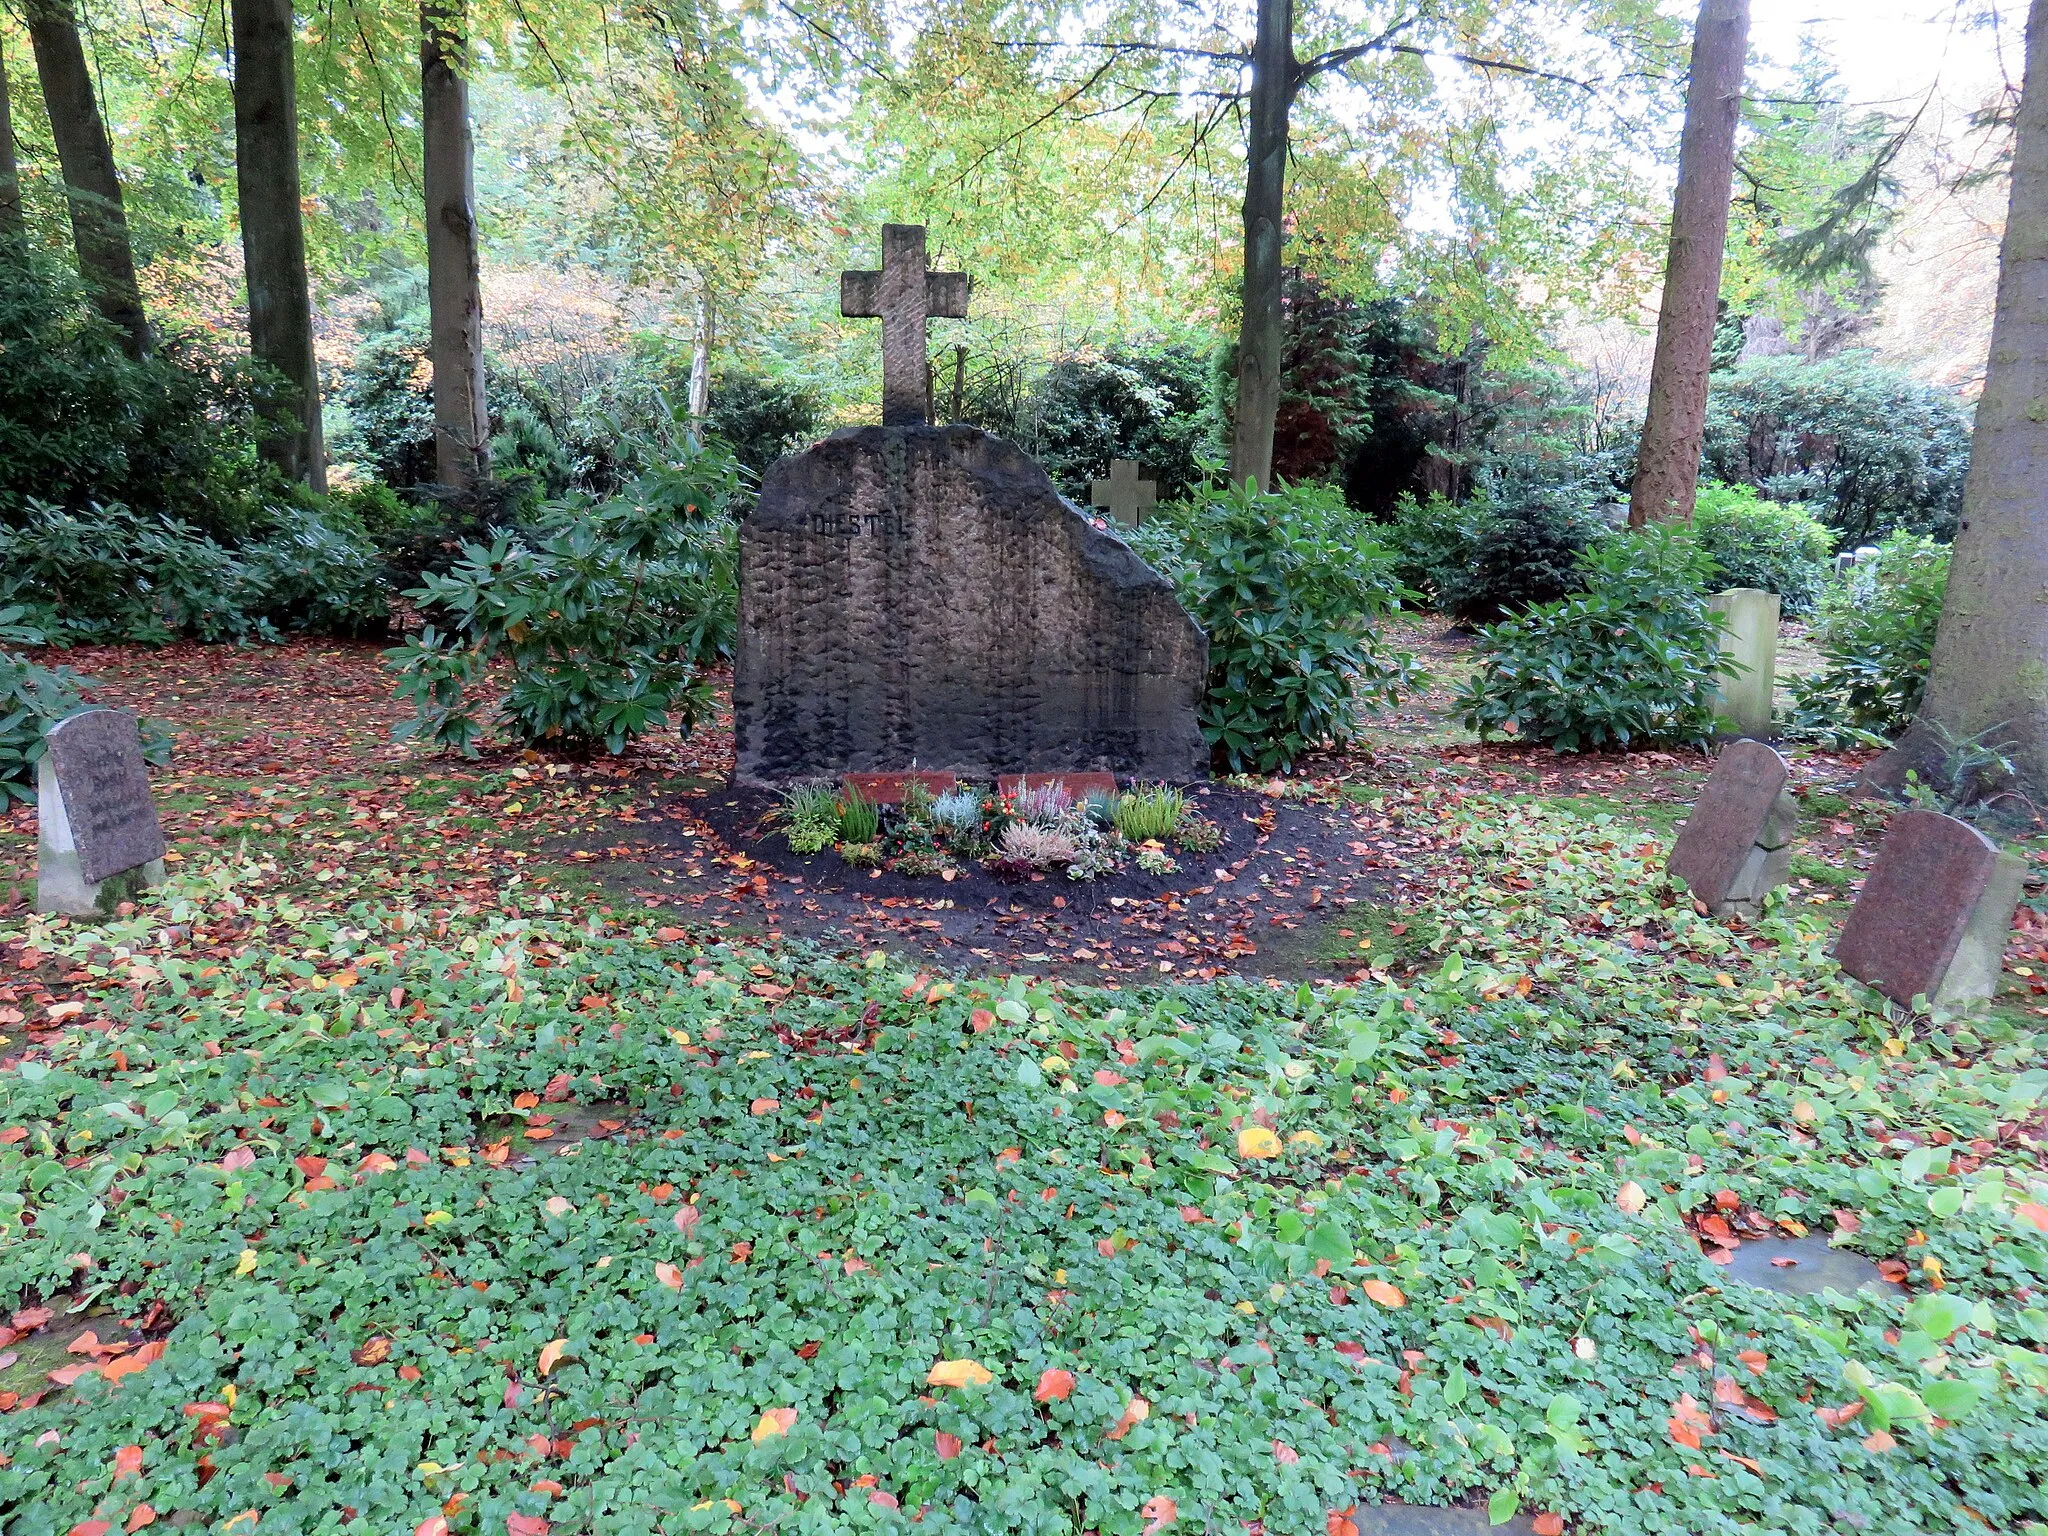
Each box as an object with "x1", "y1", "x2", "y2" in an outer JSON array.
[
  {"x1": 25, "y1": 0, "x2": 149, "y2": 357},
  {"x1": 1628, "y1": 0, "x2": 1748, "y2": 527},
  {"x1": 421, "y1": 0, "x2": 488, "y2": 487},
  {"x1": 232, "y1": 0, "x2": 327, "y2": 490},
  {"x1": 1870, "y1": 0, "x2": 2048, "y2": 799},
  {"x1": 0, "y1": 39, "x2": 24, "y2": 242}
]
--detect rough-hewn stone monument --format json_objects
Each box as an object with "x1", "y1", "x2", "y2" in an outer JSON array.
[
  {"x1": 733, "y1": 226, "x2": 1207, "y2": 786},
  {"x1": 37, "y1": 709, "x2": 167, "y2": 916},
  {"x1": 1668, "y1": 740, "x2": 1798, "y2": 919},
  {"x1": 1834, "y1": 809, "x2": 2026, "y2": 1007}
]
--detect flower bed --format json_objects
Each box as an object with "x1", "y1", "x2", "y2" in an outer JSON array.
[{"x1": 774, "y1": 775, "x2": 1220, "y2": 881}]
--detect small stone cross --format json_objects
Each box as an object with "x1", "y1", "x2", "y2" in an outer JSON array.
[
  {"x1": 841, "y1": 224, "x2": 969, "y2": 427},
  {"x1": 1090, "y1": 459, "x2": 1157, "y2": 526}
]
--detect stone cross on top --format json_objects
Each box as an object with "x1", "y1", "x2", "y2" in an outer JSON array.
[
  {"x1": 1091, "y1": 459, "x2": 1157, "y2": 527},
  {"x1": 841, "y1": 224, "x2": 969, "y2": 426}
]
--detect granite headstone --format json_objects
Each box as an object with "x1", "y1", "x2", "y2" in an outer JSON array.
[
  {"x1": 37, "y1": 709, "x2": 167, "y2": 916},
  {"x1": 1834, "y1": 809, "x2": 2026, "y2": 1007},
  {"x1": 1668, "y1": 740, "x2": 1797, "y2": 919},
  {"x1": 735, "y1": 425, "x2": 1208, "y2": 784}
]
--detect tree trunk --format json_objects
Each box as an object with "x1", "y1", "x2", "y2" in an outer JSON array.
[
  {"x1": 688, "y1": 286, "x2": 714, "y2": 431},
  {"x1": 1227, "y1": 0, "x2": 1293, "y2": 494},
  {"x1": 420, "y1": 0, "x2": 488, "y2": 487},
  {"x1": 232, "y1": 0, "x2": 327, "y2": 491},
  {"x1": 25, "y1": 0, "x2": 149, "y2": 358},
  {"x1": 1866, "y1": 0, "x2": 2048, "y2": 801},
  {"x1": 0, "y1": 40, "x2": 26, "y2": 244},
  {"x1": 1627, "y1": 0, "x2": 1749, "y2": 527}
]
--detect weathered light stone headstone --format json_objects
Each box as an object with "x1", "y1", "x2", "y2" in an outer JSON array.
[
  {"x1": 734, "y1": 227, "x2": 1208, "y2": 786},
  {"x1": 1668, "y1": 740, "x2": 1797, "y2": 919},
  {"x1": 1834, "y1": 809, "x2": 2027, "y2": 1006},
  {"x1": 1708, "y1": 588, "x2": 1779, "y2": 738},
  {"x1": 37, "y1": 709, "x2": 167, "y2": 916},
  {"x1": 1090, "y1": 460, "x2": 1157, "y2": 527}
]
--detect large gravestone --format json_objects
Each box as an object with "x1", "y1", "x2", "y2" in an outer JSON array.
[
  {"x1": 37, "y1": 709, "x2": 167, "y2": 916},
  {"x1": 1834, "y1": 809, "x2": 2027, "y2": 1007},
  {"x1": 1668, "y1": 740, "x2": 1797, "y2": 919},
  {"x1": 733, "y1": 226, "x2": 1207, "y2": 785}
]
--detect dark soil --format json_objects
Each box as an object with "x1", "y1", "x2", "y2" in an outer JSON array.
[{"x1": 553, "y1": 780, "x2": 1430, "y2": 983}]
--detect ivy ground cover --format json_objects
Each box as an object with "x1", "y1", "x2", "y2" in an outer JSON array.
[{"x1": 2, "y1": 804, "x2": 2047, "y2": 1536}]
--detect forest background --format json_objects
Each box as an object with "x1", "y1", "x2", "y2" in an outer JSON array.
[{"x1": 0, "y1": 0, "x2": 2016, "y2": 518}]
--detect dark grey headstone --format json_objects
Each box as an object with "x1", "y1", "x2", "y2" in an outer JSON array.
[
  {"x1": 733, "y1": 424, "x2": 1208, "y2": 785},
  {"x1": 1834, "y1": 809, "x2": 2026, "y2": 1006},
  {"x1": 45, "y1": 710, "x2": 165, "y2": 882},
  {"x1": 1722, "y1": 1236, "x2": 1901, "y2": 1298},
  {"x1": 1668, "y1": 740, "x2": 1796, "y2": 918}
]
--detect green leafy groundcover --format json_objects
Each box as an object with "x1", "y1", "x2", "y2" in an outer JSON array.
[{"x1": 3, "y1": 806, "x2": 2047, "y2": 1536}]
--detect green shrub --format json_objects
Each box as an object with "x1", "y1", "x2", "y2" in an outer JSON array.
[
  {"x1": 333, "y1": 313, "x2": 438, "y2": 487},
  {"x1": 1437, "y1": 457, "x2": 1612, "y2": 623},
  {"x1": 1690, "y1": 483, "x2": 1835, "y2": 615},
  {"x1": 0, "y1": 497, "x2": 388, "y2": 645},
  {"x1": 384, "y1": 442, "x2": 742, "y2": 756},
  {"x1": 0, "y1": 252, "x2": 288, "y2": 539},
  {"x1": 1702, "y1": 355, "x2": 1971, "y2": 543},
  {"x1": 996, "y1": 342, "x2": 1220, "y2": 505},
  {"x1": 1456, "y1": 526, "x2": 1727, "y2": 752},
  {"x1": 1788, "y1": 532, "x2": 1950, "y2": 739},
  {"x1": 1131, "y1": 479, "x2": 1417, "y2": 772},
  {"x1": 708, "y1": 370, "x2": 824, "y2": 478},
  {"x1": 1382, "y1": 492, "x2": 1490, "y2": 607},
  {"x1": 240, "y1": 505, "x2": 392, "y2": 638},
  {"x1": 1383, "y1": 456, "x2": 1612, "y2": 622}
]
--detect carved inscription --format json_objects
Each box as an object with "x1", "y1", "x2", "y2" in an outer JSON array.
[
  {"x1": 46, "y1": 710, "x2": 166, "y2": 884},
  {"x1": 808, "y1": 509, "x2": 908, "y2": 537}
]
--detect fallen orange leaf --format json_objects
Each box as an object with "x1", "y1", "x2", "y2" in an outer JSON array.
[
  {"x1": 1033, "y1": 1367, "x2": 1076, "y2": 1402},
  {"x1": 751, "y1": 1407, "x2": 797, "y2": 1443},
  {"x1": 1361, "y1": 1279, "x2": 1405, "y2": 1308},
  {"x1": 1668, "y1": 1392, "x2": 1712, "y2": 1450}
]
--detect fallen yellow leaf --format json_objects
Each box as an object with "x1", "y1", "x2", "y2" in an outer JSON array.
[
  {"x1": 927, "y1": 1358, "x2": 995, "y2": 1389},
  {"x1": 1617, "y1": 1181, "x2": 1647, "y2": 1215},
  {"x1": 752, "y1": 1407, "x2": 798, "y2": 1443},
  {"x1": 235, "y1": 1249, "x2": 258, "y2": 1277},
  {"x1": 1236, "y1": 1126, "x2": 1282, "y2": 1159}
]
